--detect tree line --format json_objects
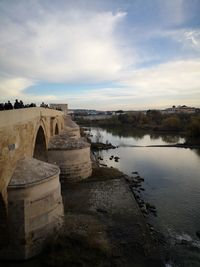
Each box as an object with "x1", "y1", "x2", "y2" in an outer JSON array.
[{"x1": 76, "y1": 110, "x2": 200, "y2": 140}]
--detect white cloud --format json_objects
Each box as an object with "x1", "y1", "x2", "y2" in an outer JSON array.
[
  {"x1": 0, "y1": 1, "x2": 200, "y2": 109},
  {"x1": 0, "y1": 5, "x2": 130, "y2": 101},
  {"x1": 0, "y1": 75, "x2": 56, "y2": 103},
  {"x1": 182, "y1": 30, "x2": 200, "y2": 50},
  {"x1": 0, "y1": 8, "x2": 127, "y2": 86},
  {"x1": 58, "y1": 59, "x2": 200, "y2": 110},
  {"x1": 0, "y1": 76, "x2": 34, "y2": 100},
  {"x1": 120, "y1": 59, "x2": 200, "y2": 95},
  {"x1": 161, "y1": 29, "x2": 200, "y2": 51}
]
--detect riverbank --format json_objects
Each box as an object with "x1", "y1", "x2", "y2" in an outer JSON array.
[
  {"x1": 82, "y1": 125, "x2": 200, "y2": 149},
  {"x1": 83, "y1": 126, "x2": 200, "y2": 266},
  {"x1": 57, "y1": 166, "x2": 164, "y2": 267},
  {"x1": 79, "y1": 118, "x2": 200, "y2": 147},
  {"x1": 0, "y1": 166, "x2": 164, "y2": 267},
  {"x1": 91, "y1": 142, "x2": 200, "y2": 150},
  {"x1": 76, "y1": 111, "x2": 200, "y2": 141}
]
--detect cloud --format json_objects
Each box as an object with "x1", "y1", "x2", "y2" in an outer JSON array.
[
  {"x1": 180, "y1": 30, "x2": 200, "y2": 50},
  {"x1": 0, "y1": 0, "x2": 200, "y2": 109},
  {"x1": 38, "y1": 59, "x2": 200, "y2": 109},
  {"x1": 161, "y1": 29, "x2": 200, "y2": 51},
  {"x1": 59, "y1": 59, "x2": 200, "y2": 109},
  {"x1": 0, "y1": 76, "x2": 34, "y2": 100},
  {"x1": 120, "y1": 59, "x2": 200, "y2": 95},
  {"x1": 0, "y1": 75, "x2": 58, "y2": 103},
  {"x1": 0, "y1": 2, "x2": 130, "y2": 101},
  {"x1": 0, "y1": 6, "x2": 127, "y2": 86}
]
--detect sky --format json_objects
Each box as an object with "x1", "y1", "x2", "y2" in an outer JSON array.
[{"x1": 0, "y1": 0, "x2": 200, "y2": 110}]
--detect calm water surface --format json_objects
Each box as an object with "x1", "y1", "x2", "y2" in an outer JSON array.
[{"x1": 88, "y1": 127, "x2": 200, "y2": 267}]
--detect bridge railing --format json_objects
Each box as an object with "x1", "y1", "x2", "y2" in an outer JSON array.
[{"x1": 0, "y1": 107, "x2": 63, "y2": 127}]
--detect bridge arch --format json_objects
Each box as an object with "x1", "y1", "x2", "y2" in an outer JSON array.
[
  {"x1": 51, "y1": 118, "x2": 61, "y2": 136},
  {"x1": 55, "y1": 123, "x2": 59, "y2": 135},
  {"x1": 33, "y1": 122, "x2": 48, "y2": 161}
]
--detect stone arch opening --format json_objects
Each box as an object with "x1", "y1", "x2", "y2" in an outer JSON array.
[
  {"x1": 0, "y1": 193, "x2": 8, "y2": 247},
  {"x1": 55, "y1": 123, "x2": 59, "y2": 135},
  {"x1": 33, "y1": 126, "x2": 47, "y2": 161}
]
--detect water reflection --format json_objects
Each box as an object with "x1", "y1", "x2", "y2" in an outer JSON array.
[
  {"x1": 88, "y1": 126, "x2": 185, "y2": 146},
  {"x1": 87, "y1": 126, "x2": 200, "y2": 267},
  {"x1": 150, "y1": 133, "x2": 180, "y2": 144},
  {"x1": 194, "y1": 149, "x2": 200, "y2": 157},
  {"x1": 100, "y1": 126, "x2": 146, "y2": 139}
]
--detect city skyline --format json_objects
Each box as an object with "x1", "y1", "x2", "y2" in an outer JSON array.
[{"x1": 0, "y1": 0, "x2": 200, "y2": 110}]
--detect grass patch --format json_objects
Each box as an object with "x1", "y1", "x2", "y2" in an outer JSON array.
[
  {"x1": 43, "y1": 214, "x2": 112, "y2": 267},
  {"x1": 84, "y1": 167, "x2": 124, "y2": 182}
]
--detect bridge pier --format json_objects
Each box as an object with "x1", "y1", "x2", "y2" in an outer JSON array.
[
  {"x1": 0, "y1": 158, "x2": 64, "y2": 260},
  {"x1": 48, "y1": 133, "x2": 92, "y2": 183}
]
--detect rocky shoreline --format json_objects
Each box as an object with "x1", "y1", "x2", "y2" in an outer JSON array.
[
  {"x1": 125, "y1": 173, "x2": 157, "y2": 217},
  {"x1": 0, "y1": 165, "x2": 165, "y2": 267},
  {"x1": 0, "y1": 135, "x2": 166, "y2": 267},
  {"x1": 60, "y1": 165, "x2": 165, "y2": 267},
  {"x1": 83, "y1": 129, "x2": 200, "y2": 266}
]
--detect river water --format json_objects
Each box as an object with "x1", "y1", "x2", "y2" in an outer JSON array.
[{"x1": 87, "y1": 126, "x2": 200, "y2": 267}]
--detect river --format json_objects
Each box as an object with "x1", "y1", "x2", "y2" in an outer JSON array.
[{"x1": 87, "y1": 126, "x2": 200, "y2": 267}]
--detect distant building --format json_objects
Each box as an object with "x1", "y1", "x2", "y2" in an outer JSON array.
[
  {"x1": 50, "y1": 104, "x2": 68, "y2": 115},
  {"x1": 162, "y1": 105, "x2": 197, "y2": 114},
  {"x1": 79, "y1": 114, "x2": 113, "y2": 120},
  {"x1": 113, "y1": 111, "x2": 126, "y2": 116}
]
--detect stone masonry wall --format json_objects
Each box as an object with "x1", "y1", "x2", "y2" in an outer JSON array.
[
  {"x1": 3, "y1": 158, "x2": 64, "y2": 260},
  {"x1": 0, "y1": 108, "x2": 64, "y2": 192},
  {"x1": 0, "y1": 108, "x2": 64, "y2": 247},
  {"x1": 48, "y1": 145, "x2": 92, "y2": 182}
]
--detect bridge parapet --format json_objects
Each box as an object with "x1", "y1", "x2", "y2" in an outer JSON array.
[{"x1": 0, "y1": 107, "x2": 63, "y2": 127}]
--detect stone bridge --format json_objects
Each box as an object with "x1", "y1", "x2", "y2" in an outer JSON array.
[{"x1": 0, "y1": 107, "x2": 92, "y2": 259}]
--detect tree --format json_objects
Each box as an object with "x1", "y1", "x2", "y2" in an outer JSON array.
[
  {"x1": 162, "y1": 116, "x2": 181, "y2": 130},
  {"x1": 146, "y1": 110, "x2": 162, "y2": 125},
  {"x1": 116, "y1": 110, "x2": 123, "y2": 114},
  {"x1": 187, "y1": 116, "x2": 200, "y2": 138}
]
